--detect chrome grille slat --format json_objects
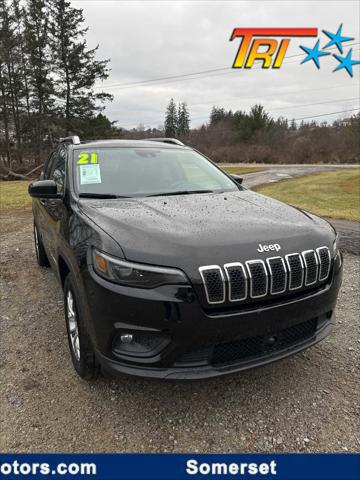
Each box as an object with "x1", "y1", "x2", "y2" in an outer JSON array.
[
  {"x1": 317, "y1": 246, "x2": 331, "y2": 281},
  {"x1": 302, "y1": 250, "x2": 319, "y2": 286},
  {"x1": 285, "y1": 253, "x2": 304, "y2": 290},
  {"x1": 224, "y1": 262, "x2": 247, "y2": 302},
  {"x1": 199, "y1": 246, "x2": 332, "y2": 305},
  {"x1": 199, "y1": 265, "x2": 225, "y2": 304},
  {"x1": 266, "y1": 256, "x2": 287, "y2": 294},
  {"x1": 246, "y1": 260, "x2": 268, "y2": 298}
]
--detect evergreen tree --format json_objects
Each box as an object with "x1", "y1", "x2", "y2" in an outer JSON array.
[
  {"x1": 248, "y1": 104, "x2": 272, "y2": 131},
  {"x1": 12, "y1": 0, "x2": 31, "y2": 120},
  {"x1": 178, "y1": 102, "x2": 190, "y2": 137},
  {"x1": 24, "y1": 0, "x2": 55, "y2": 161},
  {"x1": 0, "y1": 0, "x2": 14, "y2": 165},
  {"x1": 49, "y1": 0, "x2": 112, "y2": 134},
  {"x1": 210, "y1": 106, "x2": 227, "y2": 126},
  {"x1": 164, "y1": 98, "x2": 177, "y2": 137}
]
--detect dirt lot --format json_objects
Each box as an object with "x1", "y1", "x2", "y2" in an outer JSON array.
[{"x1": 0, "y1": 209, "x2": 359, "y2": 453}]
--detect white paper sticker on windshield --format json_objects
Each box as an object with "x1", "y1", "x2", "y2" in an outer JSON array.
[{"x1": 79, "y1": 164, "x2": 102, "y2": 184}]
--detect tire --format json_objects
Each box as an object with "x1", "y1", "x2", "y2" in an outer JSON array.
[
  {"x1": 64, "y1": 272, "x2": 100, "y2": 380},
  {"x1": 34, "y1": 223, "x2": 50, "y2": 267}
]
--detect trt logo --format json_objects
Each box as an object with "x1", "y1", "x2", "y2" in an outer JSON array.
[{"x1": 230, "y1": 28, "x2": 318, "y2": 68}]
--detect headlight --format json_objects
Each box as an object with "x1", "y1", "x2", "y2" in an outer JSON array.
[{"x1": 93, "y1": 249, "x2": 188, "y2": 288}]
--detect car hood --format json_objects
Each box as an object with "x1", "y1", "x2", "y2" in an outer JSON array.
[{"x1": 80, "y1": 190, "x2": 334, "y2": 275}]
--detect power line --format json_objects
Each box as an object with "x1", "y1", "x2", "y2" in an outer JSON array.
[
  {"x1": 107, "y1": 84, "x2": 359, "y2": 113},
  {"x1": 94, "y1": 42, "x2": 360, "y2": 91},
  {"x1": 182, "y1": 98, "x2": 359, "y2": 122},
  {"x1": 292, "y1": 108, "x2": 359, "y2": 122},
  {"x1": 94, "y1": 47, "x2": 360, "y2": 91},
  {"x1": 271, "y1": 97, "x2": 358, "y2": 111}
]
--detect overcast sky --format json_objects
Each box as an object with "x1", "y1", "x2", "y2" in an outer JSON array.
[{"x1": 72, "y1": 0, "x2": 360, "y2": 129}]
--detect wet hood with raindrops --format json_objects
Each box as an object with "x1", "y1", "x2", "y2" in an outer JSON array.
[{"x1": 79, "y1": 189, "x2": 336, "y2": 277}]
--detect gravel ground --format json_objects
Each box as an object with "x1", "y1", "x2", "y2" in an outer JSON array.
[{"x1": 0, "y1": 209, "x2": 359, "y2": 453}]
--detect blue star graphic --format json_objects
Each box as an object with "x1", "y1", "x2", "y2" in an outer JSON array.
[
  {"x1": 333, "y1": 49, "x2": 360, "y2": 77},
  {"x1": 322, "y1": 24, "x2": 353, "y2": 54},
  {"x1": 300, "y1": 40, "x2": 331, "y2": 69}
]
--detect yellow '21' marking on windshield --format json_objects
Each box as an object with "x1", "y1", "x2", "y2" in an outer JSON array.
[{"x1": 77, "y1": 153, "x2": 98, "y2": 164}]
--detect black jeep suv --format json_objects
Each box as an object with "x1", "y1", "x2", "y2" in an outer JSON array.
[{"x1": 29, "y1": 136, "x2": 343, "y2": 380}]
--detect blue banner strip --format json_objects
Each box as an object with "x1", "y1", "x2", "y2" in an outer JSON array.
[{"x1": 0, "y1": 453, "x2": 359, "y2": 480}]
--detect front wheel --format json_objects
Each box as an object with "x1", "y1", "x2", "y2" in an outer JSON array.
[
  {"x1": 33, "y1": 223, "x2": 49, "y2": 267},
  {"x1": 64, "y1": 273, "x2": 100, "y2": 380}
]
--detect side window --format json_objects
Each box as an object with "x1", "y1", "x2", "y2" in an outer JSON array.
[{"x1": 49, "y1": 146, "x2": 67, "y2": 193}]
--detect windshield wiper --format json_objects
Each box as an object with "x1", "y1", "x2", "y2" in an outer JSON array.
[
  {"x1": 147, "y1": 189, "x2": 216, "y2": 197},
  {"x1": 79, "y1": 193, "x2": 131, "y2": 199}
]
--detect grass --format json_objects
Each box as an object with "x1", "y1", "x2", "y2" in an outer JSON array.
[
  {"x1": 1, "y1": 168, "x2": 359, "y2": 221},
  {"x1": 222, "y1": 166, "x2": 264, "y2": 175},
  {"x1": 255, "y1": 169, "x2": 360, "y2": 222},
  {"x1": 0, "y1": 171, "x2": 260, "y2": 210},
  {"x1": 0, "y1": 181, "x2": 31, "y2": 210}
]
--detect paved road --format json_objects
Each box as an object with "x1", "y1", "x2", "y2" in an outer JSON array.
[
  {"x1": 238, "y1": 164, "x2": 359, "y2": 189},
  {"x1": 325, "y1": 219, "x2": 360, "y2": 256},
  {"x1": 238, "y1": 165, "x2": 360, "y2": 256}
]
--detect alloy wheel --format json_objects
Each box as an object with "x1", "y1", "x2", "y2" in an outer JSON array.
[
  {"x1": 34, "y1": 225, "x2": 40, "y2": 260},
  {"x1": 67, "y1": 290, "x2": 81, "y2": 361}
]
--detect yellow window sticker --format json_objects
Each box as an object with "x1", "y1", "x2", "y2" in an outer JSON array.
[
  {"x1": 79, "y1": 164, "x2": 102, "y2": 184},
  {"x1": 77, "y1": 152, "x2": 98, "y2": 164}
]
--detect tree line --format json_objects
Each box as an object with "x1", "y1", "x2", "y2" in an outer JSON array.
[
  {"x1": 161, "y1": 101, "x2": 359, "y2": 164},
  {"x1": 1, "y1": 0, "x2": 358, "y2": 174},
  {"x1": 0, "y1": 0, "x2": 113, "y2": 169},
  {"x1": 190, "y1": 105, "x2": 359, "y2": 164}
]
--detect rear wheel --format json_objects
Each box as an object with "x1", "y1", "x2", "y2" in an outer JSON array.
[
  {"x1": 64, "y1": 273, "x2": 100, "y2": 380},
  {"x1": 34, "y1": 223, "x2": 49, "y2": 267}
]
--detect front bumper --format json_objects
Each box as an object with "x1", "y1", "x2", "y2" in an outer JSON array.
[
  {"x1": 96, "y1": 315, "x2": 334, "y2": 379},
  {"x1": 82, "y1": 258, "x2": 342, "y2": 380}
]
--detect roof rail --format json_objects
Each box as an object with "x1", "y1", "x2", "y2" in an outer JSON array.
[
  {"x1": 144, "y1": 138, "x2": 185, "y2": 146},
  {"x1": 59, "y1": 135, "x2": 81, "y2": 145}
]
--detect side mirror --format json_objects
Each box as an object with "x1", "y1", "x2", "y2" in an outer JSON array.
[
  {"x1": 28, "y1": 180, "x2": 62, "y2": 199},
  {"x1": 231, "y1": 174, "x2": 243, "y2": 185}
]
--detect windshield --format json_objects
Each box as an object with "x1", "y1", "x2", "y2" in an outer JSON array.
[{"x1": 74, "y1": 147, "x2": 238, "y2": 197}]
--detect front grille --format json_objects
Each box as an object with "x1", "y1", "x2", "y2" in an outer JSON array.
[
  {"x1": 224, "y1": 263, "x2": 247, "y2": 301},
  {"x1": 175, "y1": 318, "x2": 318, "y2": 367},
  {"x1": 173, "y1": 347, "x2": 210, "y2": 366},
  {"x1": 317, "y1": 247, "x2": 331, "y2": 281},
  {"x1": 266, "y1": 257, "x2": 287, "y2": 294},
  {"x1": 302, "y1": 250, "x2": 318, "y2": 285},
  {"x1": 246, "y1": 260, "x2": 268, "y2": 298},
  {"x1": 199, "y1": 266, "x2": 225, "y2": 304},
  {"x1": 212, "y1": 318, "x2": 317, "y2": 366},
  {"x1": 199, "y1": 246, "x2": 331, "y2": 305},
  {"x1": 286, "y1": 253, "x2": 304, "y2": 290}
]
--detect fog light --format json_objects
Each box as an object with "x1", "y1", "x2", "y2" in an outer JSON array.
[
  {"x1": 120, "y1": 334, "x2": 134, "y2": 344},
  {"x1": 113, "y1": 331, "x2": 170, "y2": 358}
]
